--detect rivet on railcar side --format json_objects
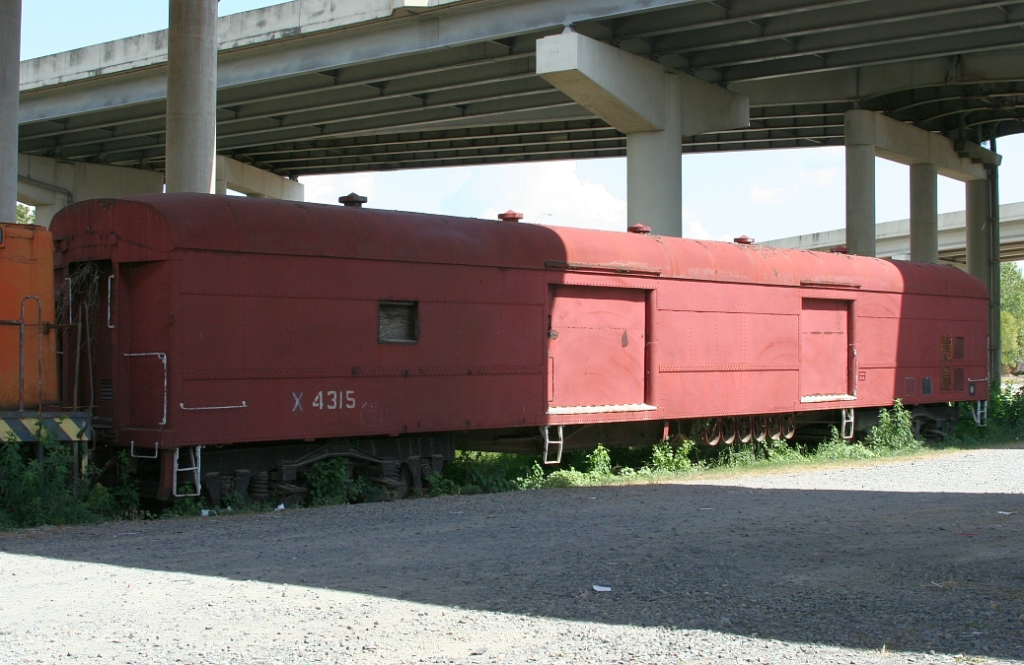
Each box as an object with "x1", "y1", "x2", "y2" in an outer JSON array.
[{"x1": 4, "y1": 194, "x2": 989, "y2": 504}]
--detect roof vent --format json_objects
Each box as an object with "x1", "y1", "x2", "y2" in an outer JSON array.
[
  {"x1": 830, "y1": 245, "x2": 849, "y2": 254},
  {"x1": 628, "y1": 224, "x2": 651, "y2": 234},
  {"x1": 339, "y1": 193, "x2": 368, "y2": 208},
  {"x1": 733, "y1": 235, "x2": 754, "y2": 244},
  {"x1": 498, "y1": 210, "x2": 524, "y2": 222}
]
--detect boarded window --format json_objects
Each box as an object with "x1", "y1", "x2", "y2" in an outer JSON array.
[
  {"x1": 940, "y1": 336, "x2": 954, "y2": 361},
  {"x1": 905, "y1": 377, "x2": 916, "y2": 396},
  {"x1": 954, "y1": 336, "x2": 965, "y2": 360},
  {"x1": 954, "y1": 368, "x2": 965, "y2": 392},
  {"x1": 940, "y1": 367, "x2": 953, "y2": 393},
  {"x1": 379, "y1": 302, "x2": 418, "y2": 343}
]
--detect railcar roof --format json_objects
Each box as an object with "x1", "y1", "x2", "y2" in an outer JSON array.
[{"x1": 51, "y1": 194, "x2": 986, "y2": 299}]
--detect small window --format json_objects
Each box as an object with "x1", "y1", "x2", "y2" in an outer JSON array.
[
  {"x1": 954, "y1": 336, "x2": 965, "y2": 360},
  {"x1": 922, "y1": 376, "x2": 933, "y2": 395},
  {"x1": 905, "y1": 377, "x2": 916, "y2": 396},
  {"x1": 378, "y1": 301, "x2": 418, "y2": 343},
  {"x1": 954, "y1": 368, "x2": 965, "y2": 392}
]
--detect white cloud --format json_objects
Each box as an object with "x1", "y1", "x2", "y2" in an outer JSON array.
[
  {"x1": 749, "y1": 184, "x2": 792, "y2": 205},
  {"x1": 301, "y1": 161, "x2": 628, "y2": 231},
  {"x1": 476, "y1": 162, "x2": 626, "y2": 232},
  {"x1": 683, "y1": 208, "x2": 731, "y2": 241}
]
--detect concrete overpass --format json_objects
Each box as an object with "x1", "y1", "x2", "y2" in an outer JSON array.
[
  {"x1": 14, "y1": 0, "x2": 1024, "y2": 176},
  {"x1": 763, "y1": 201, "x2": 1024, "y2": 264}
]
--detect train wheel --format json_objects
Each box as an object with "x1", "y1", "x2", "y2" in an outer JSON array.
[
  {"x1": 783, "y1": 414, "x2": 796, "y2": 440},
  {"x1": 753, "y1": 416, "x2": 768, "y2": 443},
  {"x1": 700, "y1": 419, "x2": 722, "y2": 446},
  {"x1": 767, "y1": 416, "x2": 782, "y2": 441},
  {"x1": 392, "y1": 464, "x2": 413, "y2": 500},
  {"x1": 738, "y1": 417, "x2": 754, "y2": 444},
  {"x1": 721, "y1": 418, "x2": 737, "y2": 445}
]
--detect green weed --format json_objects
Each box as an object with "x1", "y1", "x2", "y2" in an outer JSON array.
[
  {"x1": 301, "y1": 458, "x2": 372, "y2": 507},
  {"x1": 0, "y1": 433, "x2": 104, "y2": 528}
]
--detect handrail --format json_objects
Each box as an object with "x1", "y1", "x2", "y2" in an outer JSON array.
[
  {"x1": 106, "y1": 275, "x2": 115, "y2": 329},
  {"x1": 19, "y1": 296, "x2": 44, "y2": 413}
]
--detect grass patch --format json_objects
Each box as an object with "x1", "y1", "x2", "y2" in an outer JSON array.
[
  {"x1": 4, "y1": 389, "x2": 1023, "y2": 529},
  {"x1": 428, "y1": 396, "x2": 1021, "y2": 495}
]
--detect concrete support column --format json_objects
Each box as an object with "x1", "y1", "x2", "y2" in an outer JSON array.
[
  {"x1": 966, "y1": 179, "x2": 990, "y2": 289},
  {"x1": 966, "y1": 177, "x2": 999, "y2": 385},
  {"x1": 627, "y1": 74, "x2": 682, "y2": 236},
  {"x1": 988, "y1": 159, "x2": 1001, "y2": 391},
  {"x1": 909, "y1": 162, "x2": 939, "y2": 263},
  {"x1": 845, "y1": 143, "x2": 876, "y2": 257},
  {"x1": 0, "y1": 0, "x2": 21, "y2": 222},
  {"x1": 165, "y1": 0, "x2": 218, "y2": 194},
  {"x1": 536, "y1": 30, "x2": 747, "y2": 237}
]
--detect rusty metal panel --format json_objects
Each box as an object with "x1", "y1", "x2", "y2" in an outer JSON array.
[
  {"x1": 44, "y1": 195, "x2": 993, "y2": 450},
  {"x1": 799, "y1": 299, "x2": 850, "y2": 399},
  {"x1": 0, "y1": 223, "x2": 59, "y2": 410},
  {"x1": 548, "y1": 286, "x2": 646, "y2": 410}
]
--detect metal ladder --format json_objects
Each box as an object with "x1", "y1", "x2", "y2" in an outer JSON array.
[
  {"x1": 971, "y1": 400, "x2": 988, "y2": 427},
  {"x1": 541, "y1": 426, "x2": 563, "y2": 465},
  {"x1": 841, "y1": 408, "x2": 855, "y2": 440},
  {"x1": 173, "y1": 446, "x2": 203, "y2": 498}
]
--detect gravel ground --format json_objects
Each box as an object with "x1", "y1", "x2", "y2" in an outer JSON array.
[{"x1": 2, "y1": 446, "x2": 1023, "y2": 665}]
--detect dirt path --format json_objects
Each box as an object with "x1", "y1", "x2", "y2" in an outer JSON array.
[{"x1": 2, "y1": 447, "x2": 1023, "y2": 664}]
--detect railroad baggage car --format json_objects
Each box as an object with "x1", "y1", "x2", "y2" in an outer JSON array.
[{"x1": 47, "y1": 194, "x2": 988, "y2": 501}]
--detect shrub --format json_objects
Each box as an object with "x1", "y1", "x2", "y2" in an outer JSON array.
[
  {"x1": 866, "y1": 400, "x2": 918, "y2": 452},
  {"x1": 648, "y1": 440, "x2": 693, "y2": 473},
  {"x1": 302, "y1": 458, "x2": 370, "y2": 506},
  {"x1": 0, "y1": 435, "x2": 99, "y2": 528}
]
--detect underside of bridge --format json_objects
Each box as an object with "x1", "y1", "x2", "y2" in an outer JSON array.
[{"x1": 15, "y1": 0, "x2": 1024, "y2": 176}]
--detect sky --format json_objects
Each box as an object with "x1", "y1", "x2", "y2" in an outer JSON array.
[{"x1": 20, "y1": 0, "x2": 1024, "y2": 242}]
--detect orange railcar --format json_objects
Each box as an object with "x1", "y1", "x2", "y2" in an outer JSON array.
[{"x1": 0, "y1": 222, "x2": 59, "y2": 410}]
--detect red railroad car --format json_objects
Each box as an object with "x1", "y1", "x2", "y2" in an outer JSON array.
[{"x1": 50, "y1": 194, "x2": 988, "y2": 501}]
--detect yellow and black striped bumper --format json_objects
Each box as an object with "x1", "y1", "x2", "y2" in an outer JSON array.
[{"x1": 0, "y1": 412, "x2": 92, "y2": 443}]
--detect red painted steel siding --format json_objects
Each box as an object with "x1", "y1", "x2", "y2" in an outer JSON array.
[
  {"x1": 799, "y1": 299, "x2": 850, "y2": 398},
  {"x1": 548, "y1": 286, "x2": 646, "y2": 408},
  {"x1": 48, "y1": 195, "x2": 990, "y2": 450}
]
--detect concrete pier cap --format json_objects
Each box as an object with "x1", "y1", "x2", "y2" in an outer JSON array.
[
  {"x1": 844, "y1": 109, "x2": 1001, "y2": 261},
  {"x1": 537, "y1": 29, "x2": 749, "y2": 237}
]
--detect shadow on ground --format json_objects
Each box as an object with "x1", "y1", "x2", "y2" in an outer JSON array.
[{"x1": 2, "y1": 482, "x2": 1023, "y2": 660}]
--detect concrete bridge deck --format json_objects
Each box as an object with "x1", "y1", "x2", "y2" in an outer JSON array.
[
  {"x1": 15, "y1": 0, "x2": 1024, "y2": 177},
  {"x1": 764, "y1": 201, "x2": 1024, "y2": 264}
]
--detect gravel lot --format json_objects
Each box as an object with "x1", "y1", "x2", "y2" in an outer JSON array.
[{"x1": 2, "y1": 446, "x2": 1023, "y2": 665}]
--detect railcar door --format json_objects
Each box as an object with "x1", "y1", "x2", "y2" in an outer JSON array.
[
  {"x1": 799, "y1": 298, "x2": 853, "y2": 401},
  {"x1": 547, "y1": 286, "x2": 647, "y2": 411}
]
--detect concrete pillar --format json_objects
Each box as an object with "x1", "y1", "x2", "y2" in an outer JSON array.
[
  {"x1": 536, "y1": 30, "x2": 747, "y2": 237},
  {"x1": 966, "y1": 179, "x2": 990, "y2": 288},
  {"x1": 909, "y1": 163, "x2": 939, "y2": 263},
  {"x1": 845, "y1": 143, "x2": 876, "y2": 257},
  {"x1": 989, "y1": 160, "x2": 1001, "y2": 391},
  {"x1": 0, "y1": 0, "x2": 21, "y2": 222},
  {"x1": 627, "y1": 74, "x2": 682, "y2": 236},
  {"x1": 165, "y1": 0, "x2": 218, "y2": 194}
]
